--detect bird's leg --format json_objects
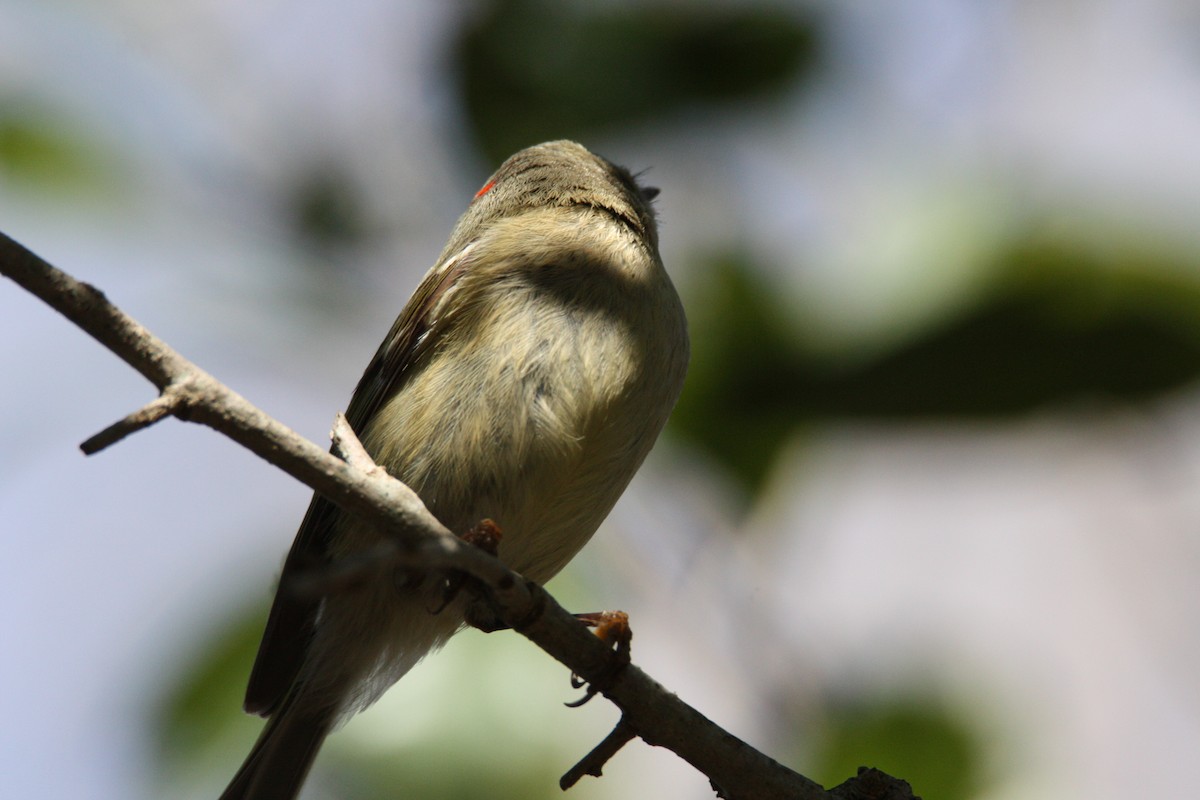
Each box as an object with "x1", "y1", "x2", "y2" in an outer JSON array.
[
  {"x1": 566, "y1": 610, "x2": 632, "y2": 707},
  {"x1": 431, "y1": 518, "x2": 505, "y2": 619}
]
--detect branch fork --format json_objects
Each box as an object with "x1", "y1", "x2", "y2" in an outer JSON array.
[{"x1": 81, "y1": 380, "x2": 190, "y2": 454}]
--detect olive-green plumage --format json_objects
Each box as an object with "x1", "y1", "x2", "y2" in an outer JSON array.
[{"x1": 222, "y1": 141, "x2": 688, "y2": 800}]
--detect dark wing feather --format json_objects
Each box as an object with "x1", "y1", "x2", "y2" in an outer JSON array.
[{"x1": 243, "y1": 247, "x2": 475, "y2": 716}]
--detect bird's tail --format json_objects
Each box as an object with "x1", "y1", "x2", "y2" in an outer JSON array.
[{"x1": 219, "y1": 690, "x2": 337, "y2": 800}]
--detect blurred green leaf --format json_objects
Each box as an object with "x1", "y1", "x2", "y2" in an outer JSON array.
[
  {"x1": 672, "y1": 252, "x2": 807, "y2": 492},
  {"x1": 0, "y1": 108, "x2": 115, "y2": 191},
  {"x1": 287, "y1": 162, "x2": 372, "y2": 249},
  {"x1": 811, "y1": 698, "x2": 983, "y2": 800},
  {"x1": 455, "y1": 0, "x2": 822, "y2": 161},
  {"x1": 157, "y1": 602, "x2": 265, "y2": 763},
  {"x1": 333, "y1": 747, "x2": 564, "y2": 800},
  {"x1": 673, "y1": 238, "x2": 1200, "y2": 493}
]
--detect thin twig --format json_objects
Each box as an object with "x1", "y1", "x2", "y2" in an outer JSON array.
[
  {"x1": 330, "y1": 412, "x2": 376, "y2": 470},
  {"x1": 560, "y1": 717, "x2": 637, "y2": 789},
  {"x1": 81, "y1": 389, "x2": 185, "y2": 454}
]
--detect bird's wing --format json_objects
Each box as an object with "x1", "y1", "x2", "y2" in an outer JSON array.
[{"x1": 243, "y1": 245, "x2": 477, "y2": 716}]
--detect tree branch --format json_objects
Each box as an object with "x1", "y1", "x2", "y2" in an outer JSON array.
[
  {"x1": 81, "y1": 390, "x2": 185, "y2": 454},
  {"x1": 1, "y1": 230, "x2": 918, "y2": 800},
  {"x1": 560, "y1": 717, "x2": 636, "y2": 789}
]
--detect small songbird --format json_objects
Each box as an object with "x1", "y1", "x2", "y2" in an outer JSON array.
[{"x1": 220, "y1": 140, "x2": 690, "y2": 799}]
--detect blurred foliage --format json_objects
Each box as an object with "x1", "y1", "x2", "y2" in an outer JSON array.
[
  {"x1": 158, "y1": 579, "x2": 604, "y2": 798},
  {"x1": 0, "y1": 106, "x2": 115, "y2": 192},
  {"x1": 810, "y1": 698, "x2": 983, "y2": 800},
  {"x1": 287, "y1": 162, "x2": 373, "y2": 249},
  {"x1": 157, "y1": 604, "x2": 265, "y2": 767},
  {"x1": 159, "y1": 604, "x2": 594, "y2": 800},
  {"x1": 331, "y1": 744, "x2": 566, "y2": 800},
  {"x1": 455, "y1": 0, "x2": 821, "y2": 162},
  {"x1": 673, "y1": 251, "x2": 811, "y2": 492},
  {"x1": 674, "y1": 237, "x2": 1200, "y2": 493}
]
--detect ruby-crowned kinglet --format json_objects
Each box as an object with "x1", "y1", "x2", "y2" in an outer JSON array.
[{"x1": 220, "y1": 140, "x2": 689, "y2": 799}]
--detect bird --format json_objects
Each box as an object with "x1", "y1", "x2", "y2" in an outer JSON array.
[{"x1": 219, "y1": 140, "x2": 689, "y2": 800}]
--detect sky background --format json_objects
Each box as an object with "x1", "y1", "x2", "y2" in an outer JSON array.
[{"x1": 3, "y1": 1, "x2": 1200, "y2": 799}]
